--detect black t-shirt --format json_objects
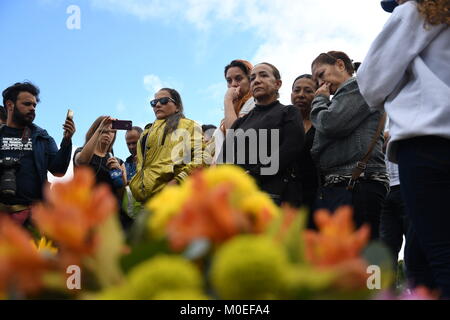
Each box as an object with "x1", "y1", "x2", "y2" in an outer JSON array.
[
  {"x1": 73, "y1": 148, "x2": 133, "y2": 229},
  {"x1": 0, "y1": 126, "x2": 41, "y2": 204},
  {"x1": 73, "y1": 147, "x2": 124, "y2": 193}
]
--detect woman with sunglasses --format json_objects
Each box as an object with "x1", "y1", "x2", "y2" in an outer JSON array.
[
  {"x1": 211, "y1": 60, "x2": 255, "y2": 163},
  {"x1": 219, "y1": 62, "x2": 305, "y2": 207},
  {"x1": 74, "y1": 116, "x2": 133, "y2": 230},
  {"x1": 310, "y1": 51, "x2": 388, "y2": 239},
  {"x1": 129, "y1": 88, "x2": 203, "y2": 202}
]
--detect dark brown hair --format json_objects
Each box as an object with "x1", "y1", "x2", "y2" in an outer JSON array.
[
  {"x1": 258, "y1": 62, "x2": 281, "y2": 80},
  {"x1": 292, "y1": 74, "x2": 318, "y2": 90},
  {"x1": 158, "y1": 88, "x2": 185, "y2": 143},
  {"x1": 224, "y1": 60, "x2": 253, "y2": 78},
  {"x1": 311, "y1": 51, "x2": 355, "y2": 76}
]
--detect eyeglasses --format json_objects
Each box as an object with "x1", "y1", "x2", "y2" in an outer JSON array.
[{"x1": 150, "y1": 97, "x2": 176, "y2": 108}]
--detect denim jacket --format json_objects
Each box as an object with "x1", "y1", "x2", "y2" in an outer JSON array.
[
  {"x1": 31, "y1": 124, "x2": 72, "y2": 185},
  {"x1": 310, "y1": 77, "x2": 386, "y2": 176}
]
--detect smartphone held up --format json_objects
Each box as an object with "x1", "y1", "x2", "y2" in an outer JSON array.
[
  {"x1": 67, "y1": 109, "x2": 74, "y2": 120},
  {"x1": 111, "y1": 120, "x2": 132, "y2": 130}
]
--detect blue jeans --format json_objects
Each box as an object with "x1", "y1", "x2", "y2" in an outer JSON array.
[{"x1": 397, "y1": 136, "x2": 450, "y2": 298}]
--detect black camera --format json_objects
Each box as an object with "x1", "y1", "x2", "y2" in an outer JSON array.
[{"x1": 0, "y1": 157, "x2": 20, "y2": 197}]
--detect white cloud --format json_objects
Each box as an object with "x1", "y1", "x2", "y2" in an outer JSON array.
[
  {"x1": 92, "y1": 0, "x2": 390, "y2": 104},
  {"x1": 202, "y1": 81, "x2": 226, "y2": 101},
  {"x1": 143, "y1": 74, "x2": 168, "y2": 94}
]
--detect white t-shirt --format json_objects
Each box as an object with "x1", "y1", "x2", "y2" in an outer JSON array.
[{"x1": 212, "y1": 97, "x2": 256, "y2": 163}]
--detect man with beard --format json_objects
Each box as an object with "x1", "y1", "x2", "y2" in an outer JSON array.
[{"x1": 0, "y1": 82, "x2": 75, "y2": 225}]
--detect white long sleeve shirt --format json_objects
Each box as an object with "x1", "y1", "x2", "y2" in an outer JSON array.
[{"x1": 357, "y1": 1, "x2": 450, "y2": 163}]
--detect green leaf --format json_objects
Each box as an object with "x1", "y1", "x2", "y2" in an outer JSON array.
[
  {"x1": 283, "y1": 208, "x2": 307, "y2": 264},
  {"x1": 120, "y1": 239, "x2": 170, "y2": 273},
  {"x1": 83, "y1": 214, "x2": 126, "y2": 289},
  {"x1": 126, "y1": 208, "x2": 152, "y2": 246}
]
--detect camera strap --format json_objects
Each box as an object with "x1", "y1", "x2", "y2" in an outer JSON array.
[{"x1": 21, "y1": 127, "x2": 31, "y2": 145}]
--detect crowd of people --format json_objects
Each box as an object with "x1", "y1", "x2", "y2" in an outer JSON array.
[{"x1": 0, "y1": 0, "x2": 448, "y2": 297}]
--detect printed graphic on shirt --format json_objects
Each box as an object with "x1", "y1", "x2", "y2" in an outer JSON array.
[{"x1": 1, "y1": 137, "x2": 33, "y2": 151}]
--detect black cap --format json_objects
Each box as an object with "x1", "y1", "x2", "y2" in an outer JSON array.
[{"x1": 381, "y1": 0, "x2": 399, "y2": 12}]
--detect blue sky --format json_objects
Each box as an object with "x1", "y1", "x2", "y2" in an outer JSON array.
[{"x1": 0, "y1": 0, "x2": 390, "y2": 179}]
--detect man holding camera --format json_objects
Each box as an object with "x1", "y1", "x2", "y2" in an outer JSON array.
[{"x1": 0, "y1": 82, "x2": 75, "y2": 225}]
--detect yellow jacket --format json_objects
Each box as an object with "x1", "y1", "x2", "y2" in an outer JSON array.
[{"x1": 130, "y1": 118, "x2": 204, "y2": 202}]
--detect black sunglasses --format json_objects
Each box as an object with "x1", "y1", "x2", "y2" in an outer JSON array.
[{"x1": 150, "y1": 97, "x2": 176, "y2": 108}]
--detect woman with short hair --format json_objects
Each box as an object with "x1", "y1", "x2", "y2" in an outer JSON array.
[{"x1": 219, "y1": 62, "x2": 305, "y2": 207}]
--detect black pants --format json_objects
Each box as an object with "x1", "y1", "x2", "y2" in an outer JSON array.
[
  {"x1": 380, "y1": 185, "x2": 409, "y2": 270},
  {"x1": 315, "y1": 179, "x2": 388, "y2": 240},
  {"x1": 397, "y1": 136, "x2": 450, "y2": 298}
]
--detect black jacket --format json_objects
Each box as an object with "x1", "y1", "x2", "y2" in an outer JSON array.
[{"x1": 219, "y1": 100, "x2": 305, "y2": 205}]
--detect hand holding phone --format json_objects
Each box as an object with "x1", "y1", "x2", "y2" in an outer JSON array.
[
  {"x1": 66, "y1": 109, "x2": 74, "y2": 120},
  {"x1": 63, "y1": 109, "x2": 76, "y2": 140},
  {"x1": 111, "y1": 120, "x2": 132, "y2": 130}
]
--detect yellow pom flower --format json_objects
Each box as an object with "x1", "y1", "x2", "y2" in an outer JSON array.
[
  {"x1": 146, "y1": 185, "x2": 190, "y2": 237},
  {"x1": 240, "y1": 191, "x2": 279, "y2": 219},
  {"x1": 210, "y1": 235, "x2": 289, "y2": 299},
  {"x1": 127, "y1": 255, "x2": 203, "y2": 299},
  {"x1": 202, "y1": 165, "x2": 259, "y2": 195}
]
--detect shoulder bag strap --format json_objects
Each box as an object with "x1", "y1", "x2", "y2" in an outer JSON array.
[{"x1": 347, "y1": 112, "x2": 387, "y2": 191}]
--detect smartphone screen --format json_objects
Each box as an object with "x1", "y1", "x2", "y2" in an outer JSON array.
[
  {"x1": 67, "y1": 109, "x2": 74, "y2": 120},
  {"x1": 111, "y1": 120, "x2": 132, "y2": 130}
]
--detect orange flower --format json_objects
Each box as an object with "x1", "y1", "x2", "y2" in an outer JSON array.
[
  {"x1": 166, "y1": 172, "x2": 250, "y2": 251},
  {"x1": 304, "y1": 206, "x2": 370, "y2": 267},
  {"x1": 32, "y1": 167, "x2": 117, "y2": 260},
  {"x1": 0, "y1": 215, "x2": 49, "y2": 296}
]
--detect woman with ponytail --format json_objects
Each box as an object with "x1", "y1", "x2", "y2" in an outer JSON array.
[
  {"x1": 129, "y1": 88, "x2": 203, "y2": 202},
  {"x1": 310, "y1": 50, "x2": 388, "y2": 239},
  {"x1": 358, "y1": 0, "x2": 450, "y2": 298}
]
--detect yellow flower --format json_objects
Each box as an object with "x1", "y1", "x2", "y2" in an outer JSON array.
[
  {"x1": 202, "y1": 165, "x2": 259, "y2": 196},
  {"x1": 240, "y1": 192, "x2": 279, "y2": 229},
  {"x1": 210, "y1": 235, "x2": 289, "y2": 300},
  {"x1": 147, "y1": 165, "x2": 278, "y2": 239},
  {"x1": 146, "y1": 185, "x2": 190, "y2": 237},
  {"x1": 32, "y1": 237, "x2": 58, "y2": 256},
  {"x1": 127, "y1": 255, "x2": 203, "y2": 299}
]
